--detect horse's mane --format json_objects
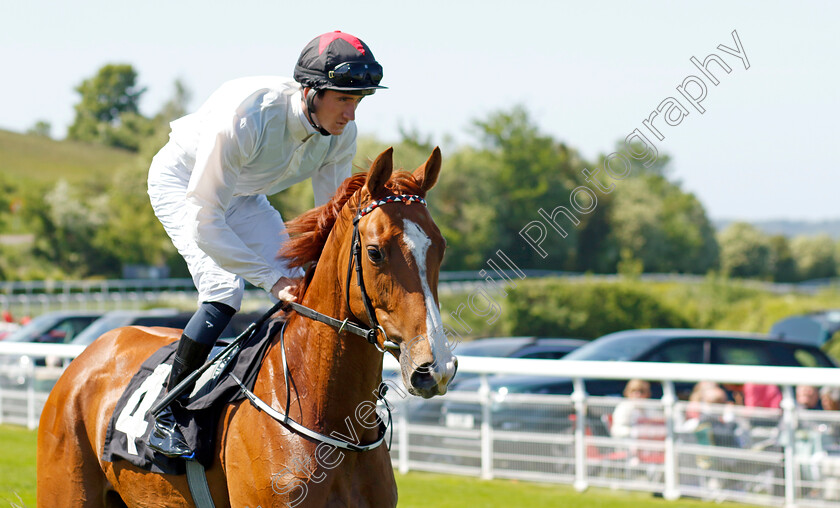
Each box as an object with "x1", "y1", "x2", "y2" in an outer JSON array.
[{"x1": 281, "y1": 169, "x2": 425, "y2": 298}]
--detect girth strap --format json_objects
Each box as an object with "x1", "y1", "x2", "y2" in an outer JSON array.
[{"x1": 186, "y1": 460, "x2": 216, "y2": 508}]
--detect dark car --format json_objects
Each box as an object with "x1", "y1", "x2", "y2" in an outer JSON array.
[
  {"x1": 558, "y1": 328, "x2": 836, "y2": 398},
  {"x1": 396, "y1": 336, "x2": 585, "y2": 427},
  {"x1": 447, "y1": 336, "x2": 586, "y2": 387},
  {"x1": 1, "y1": 308, "x2": 268, "y2": 389},
  {"x1": 70, "y1": 308, "x2": 269, "y2": 347},
  {"x1": 0, "y1": 310, "x2": 103, "y2": 388},
  {"x1": 436, "y1": 329, "x2": 838, "y2": 433},
  {"x1": 1, "y1": 310, "x2": 102, "y2": 345},
  {"x1": 452, "y1": 336, "x2": 587, "y2": 360}
]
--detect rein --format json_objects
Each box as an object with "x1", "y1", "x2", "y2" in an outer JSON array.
[{"x1": 240, "y1": 193, "x2": 426, "y2": 452}]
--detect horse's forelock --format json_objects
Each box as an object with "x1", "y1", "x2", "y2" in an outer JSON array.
[
  {"x1": 384, "y1": 170, "x2": 425, "y2": 198},
  {"x1": 280, "y1": 169, "x2": 426, "y2": 282}
]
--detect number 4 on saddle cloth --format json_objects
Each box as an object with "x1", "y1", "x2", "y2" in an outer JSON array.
[{"x1": 101, "y1": 311, "x2": 285, "y2": 475}]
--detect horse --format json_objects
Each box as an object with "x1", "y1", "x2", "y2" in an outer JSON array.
[{"x1": 36, "y1": 147, "x2": 458, "y2": 507}]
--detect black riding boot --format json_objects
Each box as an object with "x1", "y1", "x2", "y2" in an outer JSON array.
[{"x1": 148, "y1": 336, "x2": 212, "y2": 457}]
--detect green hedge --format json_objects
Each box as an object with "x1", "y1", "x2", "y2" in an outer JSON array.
[{"x1": 440, "y1": 277, "x2": 690, "y2": 340}]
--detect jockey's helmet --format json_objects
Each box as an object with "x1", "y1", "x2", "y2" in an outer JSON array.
[{"x1": 294, "y1": 31, "x2": 386, "y2": 96}]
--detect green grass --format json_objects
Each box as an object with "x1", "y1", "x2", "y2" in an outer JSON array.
[
  {"x1": 0, "y1": 129, "x2": 135, "y2": 185},
  {"x1": 0, "y1": 425, "x2": 37, "y2": 507},
  {"x1": 1, "y1": 424, "x2": 745, "y2": 508},
  {"x1": 394, "y1": 471, "x2": 744, "y2": 508}
]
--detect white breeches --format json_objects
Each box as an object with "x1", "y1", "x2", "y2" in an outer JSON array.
[{"x1": 148, "y1": 148, "x2": 298, "y2": 311}]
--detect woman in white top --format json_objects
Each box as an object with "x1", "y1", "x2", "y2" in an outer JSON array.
[
  {"x1": 611, "y1": 379, "x2": 661, "y2": 439},
  {"x1": 146, "y1": 31, "x2": 386, "y2": 457}
]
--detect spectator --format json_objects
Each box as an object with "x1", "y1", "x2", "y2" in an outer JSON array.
[
  {"x1": 696, "y1": 386, "x2": 749, "y2": 449},
  {"x1": 743, "y1": 383, "x2": 782, "y2": 409},
  {"x1": 821, "y1": 386, "x2": 840, "y2": 411},
  {"x1": 797, "y1": 385, "x2": 823, "y2": 410},
  {"x1": 611, "y1": 379, "x2": 659, "y2": 439},
  {"x1": 685, "y1": 381, "x2": 723, "y2": 420}
]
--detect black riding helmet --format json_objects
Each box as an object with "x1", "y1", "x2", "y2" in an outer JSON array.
[{"x1": 295, "y1": 31, "x2": 385, "y2": 135}]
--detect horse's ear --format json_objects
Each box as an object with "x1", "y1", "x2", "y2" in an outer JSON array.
[
  {"x1": 366, "y1": 147, "x2": 394, "y2": 196},
  {"x1": 412, "y1": 146, "x2": 442, "y2": 193}
]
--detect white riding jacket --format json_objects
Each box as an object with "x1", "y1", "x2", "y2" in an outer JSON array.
[{"x1": 149, "y1": 76, "x2": 355, "y2": 292}]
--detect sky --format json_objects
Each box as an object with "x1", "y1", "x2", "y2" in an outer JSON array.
[{"x1": 2, "y1": 0, "x2": 838, "y2": 222}]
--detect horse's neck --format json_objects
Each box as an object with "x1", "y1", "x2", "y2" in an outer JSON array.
[{"x1": 254, "y1": 229, "x2": 384, "y2": 434}]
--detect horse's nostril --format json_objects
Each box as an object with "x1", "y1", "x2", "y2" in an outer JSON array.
[{"x1": 410, "y1": 363, "x2": 438, "y2": 394}]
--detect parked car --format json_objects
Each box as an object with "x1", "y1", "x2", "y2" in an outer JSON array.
[
  {"x1": 447, "y1": 336, "x2": 586, "y2": 386},
  {"x1": 0, "y1": 310, "x2": 103, "y2": 388},
  {"x1": 1, "y1": 308, "x2": 270, "y2": 389},
  {"x1": 0, "y1": 310, "x2": 102, "y2": 345},
  {"x1": 436, "y1": 329, "x2": 838, "y2": 433},
  {"x1": 384, "y1": 336, "x2": 584, "y2": 408},
  {"x1": 394, "y1": 336, "x2": 586, "y2": 426},
  {"x1": 70, "y1": 308, "x2": 270, "y2": 347},
  {"x1": 770, "y1": 310, "x2": 840, "y2": 347},
  {"x1": 453, "y1": 336, "x2": 586, "y2": 360}
]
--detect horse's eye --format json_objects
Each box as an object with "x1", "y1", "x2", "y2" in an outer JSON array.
[{"x1": 367, "y1": 246, "x2": 384, "y2": 263}]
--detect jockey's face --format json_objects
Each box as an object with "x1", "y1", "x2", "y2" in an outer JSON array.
[{"x1": 308, "y1": 89, "x2": 363, "y2": 136}]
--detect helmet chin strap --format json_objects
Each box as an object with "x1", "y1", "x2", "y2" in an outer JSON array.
[{"x1": 304, "y1": 88, "x2": 331, "y2": 136}]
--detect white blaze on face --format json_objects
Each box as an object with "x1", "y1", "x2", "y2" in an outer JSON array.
[{"x1": 401, "y1": 220, "x2": 454, "y2": 380}]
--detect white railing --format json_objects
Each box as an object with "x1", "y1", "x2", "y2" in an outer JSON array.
[
  {"x1": 2, "y1": 343, "x2": 840, "y2": 507},
  {"x1": 381, "y1": 356, "x2": 840, "y2": 508},
  {"x1": 0, "y1": 279, "x2": 270, "y2": 317}
]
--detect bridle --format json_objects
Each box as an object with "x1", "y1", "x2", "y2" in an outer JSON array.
[
  {"x1": 288, "y1": 193, "x2": 428, "y2": 352},
  {"x1": 233, "y1": 193, "x2": 429, "y2": 452}
]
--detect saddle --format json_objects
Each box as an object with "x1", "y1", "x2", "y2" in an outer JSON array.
[{"x1": 101, "y1": 315, "x2": 284, "y2": 475}]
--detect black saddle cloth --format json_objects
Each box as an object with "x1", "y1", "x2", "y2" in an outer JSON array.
[{"x1": 101, "y1": 317, "x2": 283, "y2": 475}]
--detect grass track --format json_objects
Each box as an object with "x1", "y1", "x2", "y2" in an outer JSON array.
[
  {"x1": 0, "y1": 425, "x2": 37, "y2": 507},
  {"x1": 394, "y1": 471, "x2": 743, "y2": 508},
  {"x1": 1, "y1": 424, "x2": 742, "y2": 507}
]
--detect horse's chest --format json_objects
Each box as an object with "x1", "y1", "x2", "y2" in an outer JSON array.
[{"x1": 221, "y1": 408, "x2": 396, "y2": 507}]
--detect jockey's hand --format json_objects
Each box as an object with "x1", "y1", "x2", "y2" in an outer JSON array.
[{"x1": 271, "y1": 277, "x2": 298, "y2": 303}]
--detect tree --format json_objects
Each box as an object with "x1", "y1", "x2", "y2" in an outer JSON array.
[
  {"x1": 67, "y1": 64, "x2": 152, "y2": 151},
  {"x1": 717, "y1": 222, "x2": 772, "y2": 279},
  {"x1": 606, "y1": 172, "x2": 718, "y2": 274},
  {"x1": 768, "y1": 235, "x2": 798, "y2": 282},
  {"x1": 791, "y1": 234, "x2": 837, "y2": 281},
  {"x1": 471, "y1": 106, "x2": 587, "y2": 270},
  {"x1": 25, "y1": 179, "x2": 119, "y2": 277},
  {"x1": 27, "y1": 120, "x2": 52, "y2": 138}
]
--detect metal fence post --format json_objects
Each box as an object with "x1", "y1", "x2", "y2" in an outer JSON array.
[
  {"x1": 572, "y1": 377, "x2": 588, "y2": 492},
  {"x1": 398, "y1": 400, "x2": 409, "y2": 474},
  {"x1": 781, "y1": 384, "x2": 797, "y2": 507},
  {"x1": 662, "y1": 380, "x2": 679, "y2": 500},
  {"x1": 479, "y1": 373, "x2": 493, "y2": 480},
  {"x1": 26, "y1": 359, "x2": 36, "y2": 429}
]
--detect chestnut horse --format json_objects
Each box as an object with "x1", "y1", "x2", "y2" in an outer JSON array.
[{"x1": 36, "y1": 147, "x2": 457, "y2": 507}]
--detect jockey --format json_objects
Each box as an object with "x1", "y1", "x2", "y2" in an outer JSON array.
[{"x1": 146, "y1": 31, "x2": 385, "y2": 458}]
